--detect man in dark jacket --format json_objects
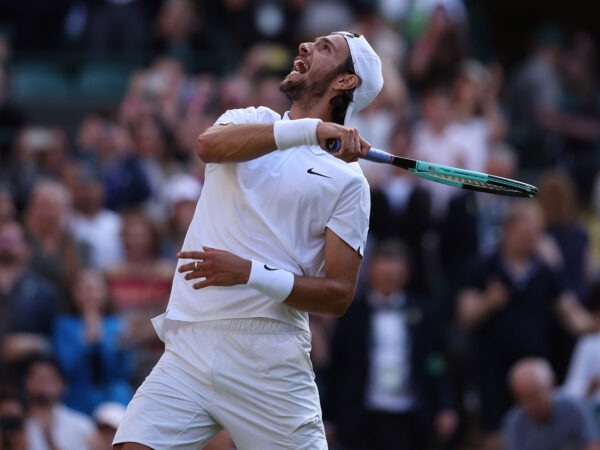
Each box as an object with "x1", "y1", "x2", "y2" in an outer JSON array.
[{"x1": 324, "y1": 239, "x2": 458, "y2": 449}]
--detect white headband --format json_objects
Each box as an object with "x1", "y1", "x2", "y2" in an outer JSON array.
[{"x1": 333, "y1": 32, "x2": 384, "y2": 124}]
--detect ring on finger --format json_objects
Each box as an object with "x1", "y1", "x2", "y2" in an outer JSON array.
[{"x1": 194, "y1": 261, "x2": 199, "y2": 271}]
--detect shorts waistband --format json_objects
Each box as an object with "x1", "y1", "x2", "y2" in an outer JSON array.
[{"x1": 194, "y1": 318, "x2": 305, "y2": 335}]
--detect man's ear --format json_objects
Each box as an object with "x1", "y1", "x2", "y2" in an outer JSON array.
[{"x1": 334, "y1": 73, "x2": 359, "y2": 91}]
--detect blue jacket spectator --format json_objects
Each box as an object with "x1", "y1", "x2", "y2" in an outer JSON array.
[{"x1": 52, "y1": 268, "x2": 133, "y2": 416}]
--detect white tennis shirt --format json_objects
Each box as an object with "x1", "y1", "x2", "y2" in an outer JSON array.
[{"x1": 153, "y1": 106, "x2": 370, "y2": 336}]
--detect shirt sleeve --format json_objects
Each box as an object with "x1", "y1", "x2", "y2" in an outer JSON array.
[
  {"x1": 214, "y1": 106, "x2": 281, "y2": 126},
  {"x1": 326, "y1": 172, "x2": 370, "y2": 256}
]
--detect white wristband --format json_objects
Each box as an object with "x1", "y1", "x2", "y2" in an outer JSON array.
[
  {"x1": 247, "y1": 260, "x2": 294, "y2": 303},
  {"x1": 273, "y1": 118, "x2": 321, "y2": 150}
]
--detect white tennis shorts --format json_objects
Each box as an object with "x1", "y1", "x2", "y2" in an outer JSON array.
[{"x1": 113, "y1": 318, "x2": 327, "y2": 450}]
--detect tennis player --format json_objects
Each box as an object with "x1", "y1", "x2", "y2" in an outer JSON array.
[{"x1": 113, "y1": 31, "x2": 383, "y2": 450}]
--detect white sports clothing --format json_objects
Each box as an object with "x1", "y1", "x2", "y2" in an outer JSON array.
[
  {"x1": 116, "y1": 106, "x2": 371, "y2": 449},
  {"x1": 26, "y1": 404, "x2": 96, "y2": 450},
  {"x1": 153, "y1": 106, "x2": 370, "y2": 338},
  {"x1": 113, "y1": 318, "x2": 327, "y2": 449}
]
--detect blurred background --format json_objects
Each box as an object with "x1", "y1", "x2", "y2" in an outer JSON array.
[{"x1": 1, "y1": 0, "x2": 600, "y2": 449}]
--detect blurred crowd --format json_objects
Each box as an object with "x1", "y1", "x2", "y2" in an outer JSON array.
[{"x1": 1, "y1": 0, "x2": 600, "y2": 449}]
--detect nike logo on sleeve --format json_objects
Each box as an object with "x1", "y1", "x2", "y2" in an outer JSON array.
[
  {"x1": 307, "y1": 168, "x2": 332, "y2": 178},
  {"x1": 264, "y1": 265, "x2": 278, "y2": 271}
]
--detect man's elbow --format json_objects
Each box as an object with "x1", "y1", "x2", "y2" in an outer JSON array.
[
  {"x1": 196, "y1": 132, "x2": 222, "y2": 163},
  {"x1": 329, "y1": 292, "x2": 355, "y2": 317}
]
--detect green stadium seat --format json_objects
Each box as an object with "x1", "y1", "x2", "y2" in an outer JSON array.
[
  {"x1": 77, "y1": 63, "x2": 131, "y2": 104},
  {"x1": 9, "y1": 62, "x2": 71, "y2": 102}
]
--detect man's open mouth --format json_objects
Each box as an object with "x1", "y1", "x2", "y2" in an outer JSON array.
[{"x1": 292, "y1": 58, "x2": 309, "y2": 74}]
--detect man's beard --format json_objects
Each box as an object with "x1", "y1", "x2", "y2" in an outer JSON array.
[{"x1": 280, "y1": 72, "x2": 337, "y2": 104}]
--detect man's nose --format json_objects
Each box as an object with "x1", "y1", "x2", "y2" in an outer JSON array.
[{"x1": 298, "y1": 42, "x2": 311, "y2": 54}]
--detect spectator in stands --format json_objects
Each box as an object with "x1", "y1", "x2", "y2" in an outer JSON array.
[
  {"x1": 324, "y1": 239, "x2": 458, "y2": 450},
  {"x1": 543, "y1": 31, "x2": 600, "y2": 205},
  {"x1": 0, "y1": 220, "x2": 59, "y2": 375},
  {"x1": 152, "y1": 0, "x2": 215, "y2": 72},
  {"x1": 406, "y1": 3, "x2": 466, "y2": 89},
  {"x1": 438, "y1": 144, "x2": 520, "y2": 441},
  {"x1": 63, "y1": 160, "x2": 124, "y2": 270},
  {"x1": 23, "y1": 178, "x2": 81, "y2": 300},
  {"x1": 457, "y1": 199, "x2": 600, "y2": 450},
  {"x1": 85, "y1": 0, "x2": 151, "y2": 64},
  {"x1": 563, "y1": 280, "x2": 600, "y2": 421},
  {"x1": 104, "y1": 208, "x2": 173, "y2": 384},
  {"x1": 204, "y1": 0, "x2": 302, "y2": 60},
  {"x1": 105, "y1": 208, "x2": 173, "y2": 313},
  {"x1": 504, "y1": 24, "x2": 565, "y2": 169},
  {"x1": 159, "y1": 173, "x2": 203, "y2": 260},
  {"x1": 368, "y1": 119, "x2": 434, "y2": 296},
  {"x1": 0, "y1": 386, "x2": 28, "y2": 450},
  {"x1": 440, "y1": 143, "x2": 519, "y2": 292},
  {"x1": 453, "y1": 60, "x2": 506, "y2": 164},
  {"x1": 90, "y1": 402, "x2": 127, "y2": 450},
  {"x1": 75, "y1": 115, "x2": 151, "y2": 213},
  {"x1": 350, "y1": 4, "x2": 408, "y2": 72},
  {"x1": 503, "y1": 357, "x2": 600, "y2": 450},
  {"x1": 411, "y1": 76, "x2": 473, "y2": 221},
  {"x1": 537, "y1": 169, "x2": 596, "y2": 381},
  {"x1": 7, "y1": 126, "x2": 70, "y2": 213},
  {"x1": 23, "y1": 354, "x2": 96, "y2": 450},
  {"x1": 128, "y1": 110, "x2": 180, "y2": 220},
  {"x1": 52, "y1": 268, "x2": 134, "y2": 416}
]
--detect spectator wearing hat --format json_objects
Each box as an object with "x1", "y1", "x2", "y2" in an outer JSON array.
[
  {"x1": 90, "y1": 402, "x2": 126, "y2": 450},
  {"x1": 160, "y1": 173, "x2": 203, "y2": 260}
]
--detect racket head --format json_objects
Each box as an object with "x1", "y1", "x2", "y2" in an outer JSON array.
[
  {"x1": 325, "y1": 139, "x2": 538, "y2": 197},
  {"x1": 408, "y1": 161, "x2": 538, "y2": 198}
]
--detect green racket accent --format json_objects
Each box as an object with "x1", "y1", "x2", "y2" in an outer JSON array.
[
  {"x1": 325, "y1": 139, "x2": 538, "y2": 198},
  {"x1": 410, "y1": 161, "x2": 538, "y2": 198}
]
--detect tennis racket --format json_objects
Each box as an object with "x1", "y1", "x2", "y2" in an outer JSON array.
[{"x1": 326, "y1": 139, "x2": 538, "y2": 198}]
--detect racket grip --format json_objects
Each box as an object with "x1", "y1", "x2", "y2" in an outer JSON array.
[
  {"x1": 325, "y1": 138, "x2": 393, "y2": 164},
  {"x1": 325, "y1": 138, "x2": 341, "y2": 153}
]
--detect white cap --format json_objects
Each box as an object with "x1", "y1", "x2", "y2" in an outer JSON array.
[
  {"x1": 163, "y1": 173, "x2": 203, "y2": 211},
  {"x1": 93, "y1": 402, "x2": 126, "y2": 429},
  {"x1": 333, "y1": 32, "x2": 384, "y2": 124}
]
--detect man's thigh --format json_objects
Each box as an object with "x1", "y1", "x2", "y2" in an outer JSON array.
[
  {"x1": 113, "y1": 350, "x2": 222, "y2": 450},
  {"x1": 212, "y1": 326, "x2": 327, "y2": 449}
]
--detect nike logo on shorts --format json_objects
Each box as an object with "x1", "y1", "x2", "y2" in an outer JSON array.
[{"x1": 307, "y1": 168, "x2": 331, "y2": 178}]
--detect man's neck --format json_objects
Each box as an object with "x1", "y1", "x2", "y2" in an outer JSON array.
[{"x1": 288, "y1": 101, "x2": 331, "y2": 122}]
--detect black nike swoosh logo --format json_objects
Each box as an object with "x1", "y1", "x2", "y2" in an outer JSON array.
[
  {"x1": 264, "y1": 265, "x2": 278, "y2": 271},
  {"x1": 307, "y1": 168, "x2": 331, "y2": 178}
]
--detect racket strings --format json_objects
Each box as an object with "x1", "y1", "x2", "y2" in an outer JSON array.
[{"x1": 426, "y1": 172, "x2": 525, "y2": 195}]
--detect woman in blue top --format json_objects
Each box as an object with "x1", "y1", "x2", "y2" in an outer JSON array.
[{"x1": 52, "y1": 267, "x2": 134, "y2": 415}]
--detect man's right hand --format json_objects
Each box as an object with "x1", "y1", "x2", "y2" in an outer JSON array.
[{"x1": 316, "y1": 122, "x2": 371, "y2": 163}]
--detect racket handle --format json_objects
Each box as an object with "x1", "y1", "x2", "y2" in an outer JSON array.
[
  {"x1": 325, "y1": 138, "x2": 341, "y2": 152},
  {"x1": 325, "y1": 138, "x2": 393, "y2": 164}
]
